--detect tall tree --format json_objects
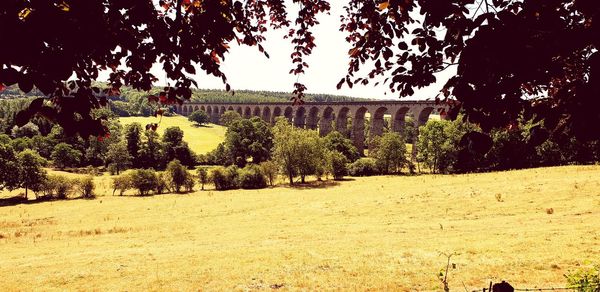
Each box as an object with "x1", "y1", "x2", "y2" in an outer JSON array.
[
  {"x1": 139, "y1": 130, "x2": 164, "y2": 169},
  {"x1": 372, "y1": 132, "x2": 408, "y2": 174},
  {"x1": 106, "y1": 141, "x2": 132, "y2": 175},
  {"x1": 17, "y1": 149, "x2": 47, "y2": 199},
  {"x1": 0, "y1": 143, "x2": 20, "y2": 191},
  {"x1": 417, "y1": 120, "x2": 462, "y2": 174},
  {"x1": 225, "y1": 117, "x2": 273, "y2": 167},
  {"x1": 324, "y1": 131, "x2": 360, "y2": 162},
  {"x1": 162, "y1": 126, "x2": 195, "y2": 167},
  {"x1": 273, "y1": 120, "x2": 301, "y2": 185},
  {"x1": 124, "y1": 122, "x2": 142, "y2": 166},
  {"x1": 51, "y1": 143, "x2": 82, "y2": 169}
]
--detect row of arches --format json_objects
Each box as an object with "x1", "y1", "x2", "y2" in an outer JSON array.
[{"x1": 177, "y1": 104, "x2": 445, "y2": 152}]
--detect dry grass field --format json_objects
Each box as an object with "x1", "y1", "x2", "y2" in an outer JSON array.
[
  {"x1": 1, "y1": 165, "x2": 600, "y2": 291},
  {"x1": 120, "y1": 116, "x2": 227, "y2": 154}
]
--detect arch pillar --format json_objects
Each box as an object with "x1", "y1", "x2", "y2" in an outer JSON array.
[
  {"x1": 272, "y1": 107, "x2": 283, "y2": 124},
  {"x1": 211, "y1": 107, "x2": 220, "y2": 124},
  {"x1": 319, "y1": 107, "x2": 335, "y2": 136},
  {"x1": 306, "y1": 107, "x2": 319, "y2": 130},
  {"x1": 335, "y1": 107, "x2": 350, "y2": 137},
  {"x1": 294, "y1": 107, "x2": 306, "y2": 128},
  {"x1": 352, "y1": 107, "x2": 368, "y2": 154},
  {"x1": 370, "y1": 107, "x2": 388, "y2": 141}
]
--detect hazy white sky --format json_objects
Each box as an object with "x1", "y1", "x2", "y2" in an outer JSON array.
[{"x1": 146, "y1": 1, "x2": 456, "y2": 100}]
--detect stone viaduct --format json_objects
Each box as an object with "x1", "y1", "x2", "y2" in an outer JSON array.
[{"x1": 175, "y1": 100, "x2": 448, "y2": 153}]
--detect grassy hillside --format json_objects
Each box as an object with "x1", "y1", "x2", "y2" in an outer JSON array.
[
  {"x1": 1, "y1": 165, "x2": 599, "y2": 290},
  {"x1": 119, "y1": 116, "x2": 226, "y2": 154}
]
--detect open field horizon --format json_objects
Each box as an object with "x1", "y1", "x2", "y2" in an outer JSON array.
[{"x1": 1, "y1": 165, "x2": 599, "y2": 291}]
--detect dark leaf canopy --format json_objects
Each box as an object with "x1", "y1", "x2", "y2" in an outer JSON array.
[{"x1": 1, "y1": 0, "x2": 599, "y2": 140}]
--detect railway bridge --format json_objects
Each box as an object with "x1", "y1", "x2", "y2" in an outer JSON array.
[{"x1": 175, "y1": 100, "x2": 449, "y2": 153}]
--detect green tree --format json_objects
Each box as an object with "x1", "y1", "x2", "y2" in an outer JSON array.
[
  {"x1": 259, "y1": 161, "x2": 278, "y2": 187},
  {"x1": 124, "y1": 122, "x2": 143, "y2": 166},
  {"x1": 162, "y1": 126, "x2": 184, "y2": 147},
  {"x1": 139, "y1": 130, "x2": 164, "y2": 169},
  {"x1": 273, "y1": 120, "x2": 301, "y2": 185},
  {"x1": 51, "y1": 143, "x2": 82, "y2": 169},
  {"x1": 166, "y1": 159, "x2": 189, "y2": 193},
  {"x1": 18, "y1": 149, "x2": 47, "y2": 199},
  {"x1": 296, "y1": 130, "x2": 327, "y2": 183},
  {"x1": 31, "y1": 135, "x2": 56, "y2": 159},
  {"x1": 225, "y1": 117, "x2": 273, "y2": 167},
  {"x1": 324, "y1": 131, "x2": 360, "y2": 162},
  {"x1": 373, "y1": 132, "x2": 408, "y2": 174},
  {"x1": 0, "y1": 143, "x2": 20, "y2": 192},
  {"x1": 417, "y1": 120, "x2": 461, "y2": 174},
  {"x1": 188, "y1": 110, "x2": 210, "y2": 126},
  {"x1": 219, "y1": 110, "x2": 242, "y2": 127},
  {"x1": 162, "y1": 127, "x2": 196, "y2": 167},
  {"x1": 206, "y1": 143, "x2": 231, "y2": 166},
  {"x1": 330, "y1": 151, "x2": 349, "y2": 180},
  {"x1": 106, "y1": 141, "x2": 132, "y2": 175},
  {"x1": 85, "y1": 118, "x2": 123, "y2": 166}
]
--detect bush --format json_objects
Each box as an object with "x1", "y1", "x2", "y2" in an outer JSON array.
[
  {"x1": 237, "y1": 164, "x2": 267, "y2": 189},
  {"x1": 564, "y1": 263, "x2": 600, "y2": 291},
  {"x1": 259, "y1": 161, "x2": 278, "y2": 186},
  {"x1": 183, "y1": 172, "x2": 195, "y2": 192},
  {"x1": 210, "y1": 165, "x2": 239, "y2": 190},
  {"x1": 196, "y1": 167, "x2": 209, "y2": 190},
  {"x1": 40, "y1": 175, "x2": 73, "y2": 199},
  {"x1": 74, "y1": 176, "x2": 95, "y2": 199},
  {"x1": 130, "y1": 169, "x2": 159, "y2": 196},
  {"x1": 155, "y1": 172, "x2": 169, "y2": 194},
  {"x1": 112, "y1": 174, "x2": 133, "y2": 196},
  {"x1": 348, "y1": 158, "x2": 380, "y2": 176},
  {"x1": 330, "y1": 151, "x2": 349, "y2": 180}
]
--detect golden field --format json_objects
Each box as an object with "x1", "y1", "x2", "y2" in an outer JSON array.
[
  {"x1": 120, "y1": 116, "x2": 227, "y2": 154},
  {"x1": 1, "y1": 165, "x2": 600, "y2": 291}
]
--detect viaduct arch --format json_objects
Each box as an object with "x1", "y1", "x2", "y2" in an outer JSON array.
[{"x1": 177, "y1": 101, "x2": 449, "y2": 154}]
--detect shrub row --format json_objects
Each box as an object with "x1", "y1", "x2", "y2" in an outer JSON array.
[
  {"x1": 210, "y1": 164, "x2": 269, "y2": 190},
  {"x1": 39, "y1": 175, "x2": 95, "y2": 199},
  {"x1": 112, "y1": 160, "x2": 195, "y2": 196}
]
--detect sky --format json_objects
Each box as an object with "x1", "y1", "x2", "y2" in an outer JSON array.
[{"x1": 144, "y1": 2, "x2": 457, "y2": 101}]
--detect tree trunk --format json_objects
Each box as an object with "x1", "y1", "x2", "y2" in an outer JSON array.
[
  {"x1": 25, "y1": 186, "x2": 28, "y2": 199},
  {"x1": 288, "y1": 172, "x2": 293, "y2": 185},
  {"x1": 301, "y1": 175, "x2": 305, "y2": 184}
]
